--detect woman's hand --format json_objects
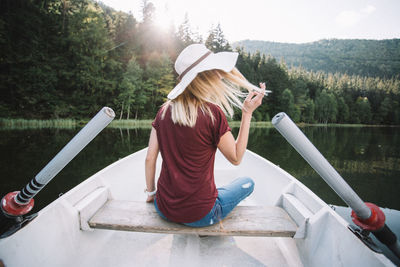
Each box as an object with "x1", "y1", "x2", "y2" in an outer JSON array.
[
  {"x1": 242, "y1": 82, "x2": 265, "y2": 115},
  {"x1": 218, "y1": 82, "x2": 266, "y2": 166}
]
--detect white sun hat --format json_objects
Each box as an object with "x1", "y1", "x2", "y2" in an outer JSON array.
[{"x1": 167, "y1": 44, "x2": 239, "y2": 100}]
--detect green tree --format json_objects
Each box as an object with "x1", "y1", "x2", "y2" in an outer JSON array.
[
  {"x1": 393, "y1": 101, "x2": 400, "y2": 124},
  {"x1": 353, "y1": 97, "x2": 372, "y2": 124},
  {"x1": 302, "y1": 99, "x2": 315, "y2": 123},
  {"x1": 177, "y1": 13, "x2": 196, "y2": 47},
  {"x1": 253, "y1": 110, "x2": 263, "y2": 121},
  {"x1": 112, "y1": 13, "x2": 138, "y2": 67},
  {"x1": 315, "y1": 90, "x2": 338, "y2": 123},
  {"x1": 280, "y1": 89, "x2": 300, "y2": 122},
  {"x1": 137, "y1": 0, "x2": 158, "y2": 61},
  {"x1": 63, "y1": 0, "x2": 119, "y2": 115},
  {"x1": 261, "y1": 57, "x2": 291, "y2": 117},
  {"x1": 118, "y1": 58, "x2": 144, "y2": 119},
  {"x1": 378, "y1": 96, "x2": 392, "y2": 124},
  {"x1": 143, "y1": 53, "x2": 175, "y2": 116},
  {"x1": 336, "y1": 96, "x2": 350, "y2": 123},
  {"x1": 205, "y1": 23, "x2": 231, "y2": 52},
  {"x1": 233, "y1": 39, "x2": 400, "y2": 79},
  {"x1": 1, "y1": 0, "x2": 399, "y2": 125}
]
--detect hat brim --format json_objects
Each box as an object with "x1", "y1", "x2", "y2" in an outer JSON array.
[{"x1": 167, "y1": 51, "x2": 238, "y2": 100}]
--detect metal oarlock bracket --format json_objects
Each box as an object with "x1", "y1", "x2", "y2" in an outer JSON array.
[
  {"x1": 348, "y1": 225, "x2": 382, "y2": 253},
  {"x1": 0, "y1": 191, "x2": 37, "y2": 239},
  {"x1": 0, "y1": 211, "x2": 38, "y2": 239}
]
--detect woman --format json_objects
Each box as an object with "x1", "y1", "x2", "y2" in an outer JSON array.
[{"x1": 145, "y1": 43, "x2": 265, "y2": 227}]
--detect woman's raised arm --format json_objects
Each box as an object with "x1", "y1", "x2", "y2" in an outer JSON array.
[{"x1": 217, "y1": 83, "x2": 265, "y2": 165}]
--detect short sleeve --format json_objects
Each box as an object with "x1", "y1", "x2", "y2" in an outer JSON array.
[
  {"x1": 152, "y1": 107, "x2": 163, "y2": 130},
  {"x1": 151, "y1": 119, "x2": 158, "y2": 129},
  {"x1": 212, "y1": 105, "x2": 231, "y2": 146}
]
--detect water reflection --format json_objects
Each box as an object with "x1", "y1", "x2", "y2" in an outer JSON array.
[
  {"x1": 0, "y1": 126, "x2": 399, "y2": 212},
  {"x1": 244, "y1": 126, "x2": 400, "y2": 209},
  {"x1": 0, "y1": 128, "x2": 149, "y2": 212}
]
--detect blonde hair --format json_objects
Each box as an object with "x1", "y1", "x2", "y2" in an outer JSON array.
[{"x1": 162, "y1": 67, "x2": 257, "y2": 127}]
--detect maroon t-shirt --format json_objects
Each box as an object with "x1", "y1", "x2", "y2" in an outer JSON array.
[{"x1": 152, "y1": 103, "x2": 231, "y2": 223}]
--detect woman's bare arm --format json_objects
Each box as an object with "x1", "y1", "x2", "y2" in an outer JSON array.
[
  {"x1": 145, "y1": 127, "x2": 159, "y2": 202},
  {"x1": 218, "y1": 83, "x2": 265, "y2": 165}
]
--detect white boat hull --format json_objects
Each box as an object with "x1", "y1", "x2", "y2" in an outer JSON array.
[{"x1": 0, "y1": 149, "x2": 394, "y2": 266}]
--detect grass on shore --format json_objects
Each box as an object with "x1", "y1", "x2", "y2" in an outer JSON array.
[
  {"x1": 0, "y1": 118, "x2": 274, "y2": 129},
  {"x1": 0, "y1": 118, "x2": 396, "y2": 130},
  {"x1": 228, "y1": 121, "x2": 273, "y2": 128},
  {"x1": 0, "y1": 118, "x2": 77, "y2": 129},
  {"x1": 0, "y1": 118, "x2": 155, "y2": 129},
  {"x1": 109, "y1": 119, "x2": 153, "y2": 129}
]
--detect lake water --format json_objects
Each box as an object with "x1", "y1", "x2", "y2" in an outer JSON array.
[{"x1": 0, "y1": 125, "x2": 399, "y2": 213}]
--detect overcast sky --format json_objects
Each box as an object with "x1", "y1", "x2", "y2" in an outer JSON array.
[{"x1": 99, "y1": 0, "x2": 400, "y2": 43}]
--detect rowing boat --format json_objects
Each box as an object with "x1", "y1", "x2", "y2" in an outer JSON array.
[
  {"x1": 0, "y1": 147, "x2": 395, "y2": 266},
  {"x1": 1, "y1": 109, "x2": 398, "y2": 266}
]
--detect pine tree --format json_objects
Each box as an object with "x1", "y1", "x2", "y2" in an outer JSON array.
[
  {"x1": 1, "y1": 0, "x2": 399, "y2": 125},
  {"x1": 205, "y1": 23, "x2": 231, "y2": 52},
  {"x1": 378, "y1": 96, "x2": 392, "y2": 124},
  {"x1": 336, "y1": 96, "x2": 350, "y2": 123},
  {"x1": 137, "y1": 0, "x2": 158, "y2": 61},
  {"x1": 354, "y1": 97, "x2": 372, "y2": 124},
  {"x1": 280, "y1": 89, "x2": 300, "y2": 122},
  {"x1": 302, "y1": 99, "x2": 315, "y2": 123},
  {"x1": 143, "y1": 52, "x2": 175, "y2": 116},
  {"x1": 118, "y1": 57, "x2": 144, "y2": 119},
  {"x1": 315, "y1": 90, "x2": 338, "y2": 123},
  {"x1": 177, "y1": 13, "x2": 195, "y2": 47}
]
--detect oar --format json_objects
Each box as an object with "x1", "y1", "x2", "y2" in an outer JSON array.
[
  {"x1": 0, "y1": 107, "x2": 115, "y2": 238},
  {"x1": 272, "y1": 112, "x2": 400, "y2": 260}
]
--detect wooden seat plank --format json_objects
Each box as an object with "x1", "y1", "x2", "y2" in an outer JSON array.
[{"x1": 88, "y1": 200, "x2": 297, "y2": 237}]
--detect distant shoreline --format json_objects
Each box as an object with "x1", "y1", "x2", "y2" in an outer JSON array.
[{"x1": 1, "y1": 118, "x2": 398, "y2": 130}]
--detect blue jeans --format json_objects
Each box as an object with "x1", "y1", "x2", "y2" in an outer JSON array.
[{"x1": 154, "y1": 177, "x2": 255, "y2": 227}]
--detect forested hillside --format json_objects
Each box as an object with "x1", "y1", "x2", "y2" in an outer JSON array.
[
  {"x1": 0, "y1": 0, "x2": 399, "y2": 124},
  {"x1": 233, "y1": 39, "x2": 400, "y2": 79}
]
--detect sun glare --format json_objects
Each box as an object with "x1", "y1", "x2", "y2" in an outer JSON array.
[
  {"x1": 151, "y1": 1, "x2": 178, "y2": 33},
  {"x1": 154, "y1": 10, "x2": 173, "y2": 32}
]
